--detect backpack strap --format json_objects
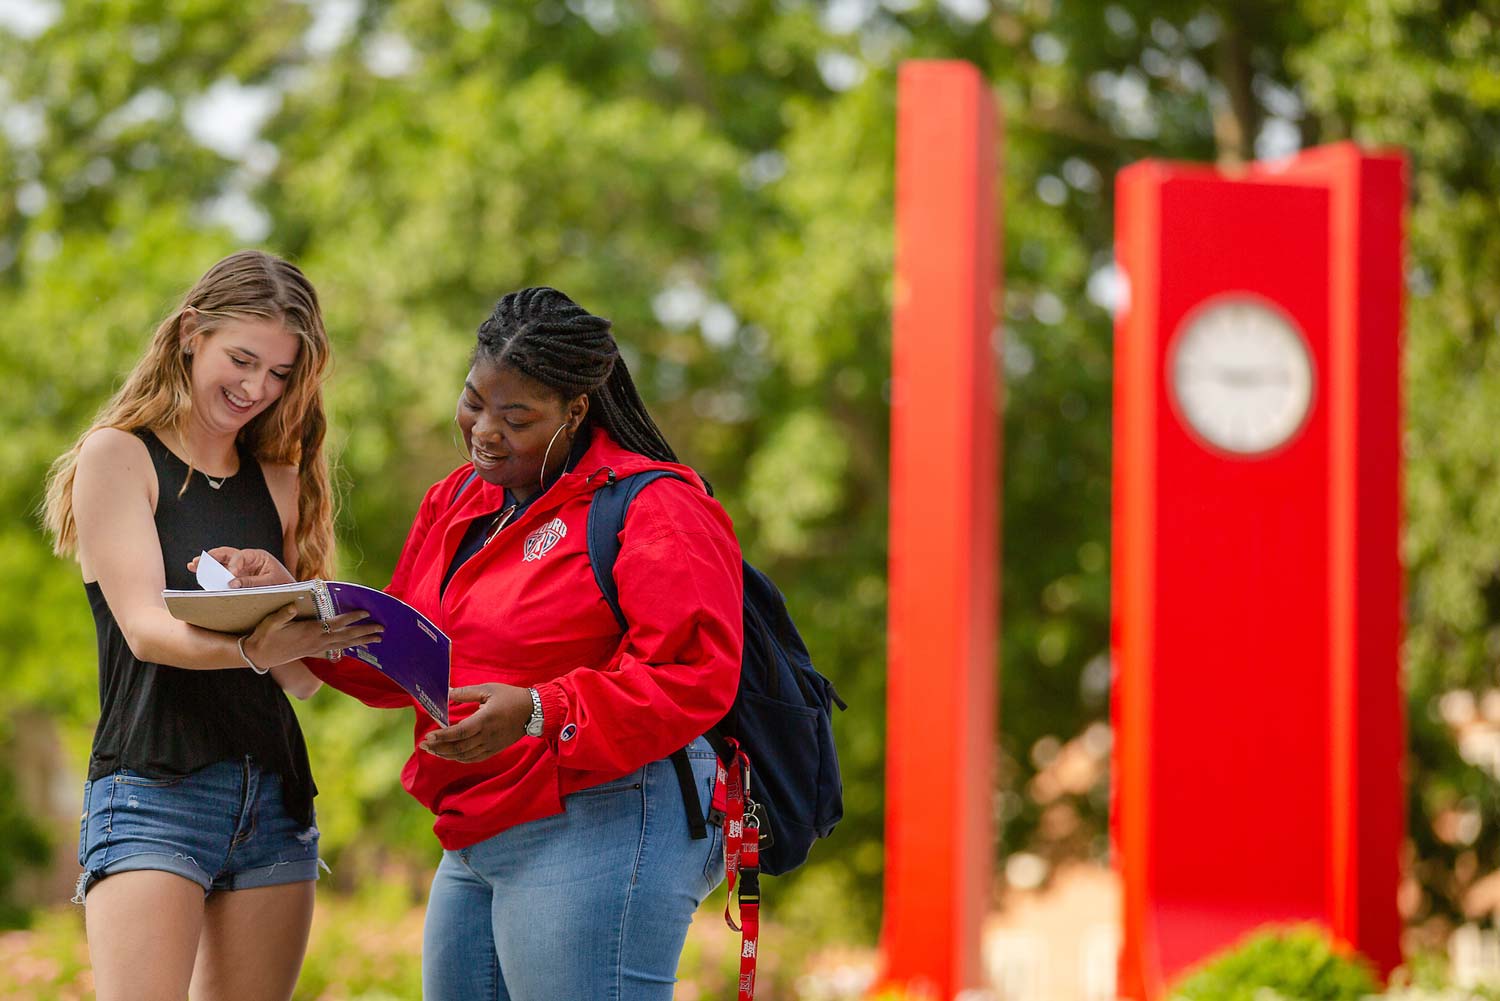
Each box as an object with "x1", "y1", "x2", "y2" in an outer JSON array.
[
  {"x1": 585, "y1": 469, "x2": 683, "y2": 630},
  {"x1": 449, "y1": 469, "x2": 480, "y2": 508},
  {"x1": 668, "y1": 751, "x2": 707, "y2": 840},
  {"x1": 584, "y1": 469, "x2": 711, "y2": 841}
]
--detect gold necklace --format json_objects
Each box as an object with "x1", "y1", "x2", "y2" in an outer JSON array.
[
  {"x1": 483, "y1": 505, "x2": 519, "y2": 547},
  {"x1": 168, "y1": 429, "x2": 232, "y2": 489}
]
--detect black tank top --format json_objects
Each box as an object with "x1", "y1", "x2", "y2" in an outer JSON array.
[{"x1": 85, "y1": 429, "x2": 317, "y2": 827}]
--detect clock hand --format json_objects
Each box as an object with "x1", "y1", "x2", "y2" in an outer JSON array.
[{"x1": 1211, "y1": 367, "x2": 1292, "y2": 388}]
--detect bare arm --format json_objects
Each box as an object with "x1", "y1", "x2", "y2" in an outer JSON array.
[
  {"x1": 263, "y1": 461, "x2": 322, "y2": 699},
  {"x1": 74, "y1": 429, "x2": 380, "y2": 671}
]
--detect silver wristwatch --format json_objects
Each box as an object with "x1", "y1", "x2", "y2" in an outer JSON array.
[{"x1": 523, "y1": 687, "x2": 544, "y2": 738}]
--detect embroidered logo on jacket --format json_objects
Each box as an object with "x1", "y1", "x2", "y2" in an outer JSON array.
[{"x1": 523, "y1": 518, "x2": 568, "y2": 562}]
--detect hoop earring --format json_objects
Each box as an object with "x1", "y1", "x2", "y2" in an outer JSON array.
[
  {"x1": 540, "y1": 423, "x2": 569, "y2": 490},
  {"x1": 452, "y1": 419, "x2": 472, "y2": 462}
]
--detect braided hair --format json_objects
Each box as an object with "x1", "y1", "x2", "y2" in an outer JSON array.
[{"x1": 475, "y1": 287, "x2": 680, "y2": 466}]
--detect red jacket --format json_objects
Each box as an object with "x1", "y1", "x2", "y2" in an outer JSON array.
[{"x1": 310, "y1": 430, "x2": 743, "y2": 849}]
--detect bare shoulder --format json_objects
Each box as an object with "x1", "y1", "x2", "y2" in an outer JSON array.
[
  {"x1": 73, "y1": 428, "x2": 158, "y2": 574},
  {"x1": 76, "y1": 427, "x2": 153, "y2": 490}
]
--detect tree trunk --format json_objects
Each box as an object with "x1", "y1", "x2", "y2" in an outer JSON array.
[{"x1": 1214, "y1": 5, "x2": 1260, "y2": 166}]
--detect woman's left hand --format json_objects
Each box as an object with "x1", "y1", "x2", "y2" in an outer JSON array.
[{"x1": 421, "y1": 683, "x2": 535, "y2": 763}]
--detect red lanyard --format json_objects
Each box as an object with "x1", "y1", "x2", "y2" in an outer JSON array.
[{"x1": 717, "y1": 740, "x2": 761, "y2": 1001}]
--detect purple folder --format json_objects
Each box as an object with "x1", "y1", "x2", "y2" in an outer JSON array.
[{"x1": 323, "y1": 582, "x2": 451, "y2": 726}]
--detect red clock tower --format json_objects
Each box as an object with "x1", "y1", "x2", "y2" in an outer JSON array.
[{"x1": 1112, "y1": 143, "x2": 1407, "y2": 999}]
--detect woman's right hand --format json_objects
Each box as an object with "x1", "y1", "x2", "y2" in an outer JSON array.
[
  {"x1": 189, "y1": 547, "x2": 297, "y2": 588},
  {"x1": 243, "y1": 605, "x2": 385, "y2": 668}
]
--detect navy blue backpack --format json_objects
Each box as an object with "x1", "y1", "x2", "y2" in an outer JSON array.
[{"x1": 587, "y1": 470, "x2": 846, "y2": 876}]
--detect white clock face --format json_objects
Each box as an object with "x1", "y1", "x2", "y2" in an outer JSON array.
[{"x1": 1169, "y1": 298, "x2": 1314, "y2": 455}]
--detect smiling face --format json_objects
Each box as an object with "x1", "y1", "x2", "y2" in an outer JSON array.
[
  {"x1": 181, "y1": 312, "x2": 301, "y2": 435},
  {"x1": 456, "y1": 358, "x2": 589, "y2": 500}
]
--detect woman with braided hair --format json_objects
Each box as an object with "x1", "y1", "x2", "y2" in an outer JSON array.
[{"x1": 214, "y1": 286, "x2": 743, "y2": 999}]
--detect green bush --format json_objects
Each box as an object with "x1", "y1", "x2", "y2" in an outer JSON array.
[
  {"x1": 0, "y1": 717, "x2": 52, "y2": 930},
  {"x1": 1384, "y1": 951, "x2": 1500, "y2": 1001},
  {"x1": 1170, "y1": 926, "x2": 1381, "y2": 1001}
]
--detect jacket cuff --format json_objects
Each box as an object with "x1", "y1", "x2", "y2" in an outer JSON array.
[
  {"x1": 534, "y1": 682, "x2": 570, "y2": 742},
  {"x1": 302, "y1": 653, "x2": 349, "y2": 680}
]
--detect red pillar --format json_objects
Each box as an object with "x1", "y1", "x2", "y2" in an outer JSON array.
[
  {"x1": 1255, "y1": 144, "x2": 1406, "y2": 974},
  {"x1": 1111, "y1": 144, "x2": 1405, "y2": 999},
  {"x1": 879, "y1": 60, "x2": 1000, "y2": 999}
]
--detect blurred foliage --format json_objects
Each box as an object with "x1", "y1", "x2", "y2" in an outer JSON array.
[
  {"x1": 1168, "y1": 925, "x2": 1380, "y2": 1001},
  {"x1": 1389, "y1": 951, "x2": 1500, "y2": 1000},
  {"x1": 0, "y1": 893, "x2": 439, "y2": 1001},
  {"x1": 0, "y1": 721, "x2": 50, "y2": 930},
  {"x1": 0, "y1": 893, "x2": 870, "y2": 1001},
  {"x1": 0, "y1": 909, "x2": 92, "y2": 1001},
  {"x1": 3, "y1": 0, "x2": 1500, "y2": 962}
]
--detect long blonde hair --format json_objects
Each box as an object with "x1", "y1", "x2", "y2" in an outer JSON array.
[{"x1": 43, "y1": 250, "x2": 337, "y2": 579}]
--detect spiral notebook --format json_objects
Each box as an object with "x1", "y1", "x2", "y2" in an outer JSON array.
[{"x1": 164, "y1": 553, "x2": 452, "y2": 725}]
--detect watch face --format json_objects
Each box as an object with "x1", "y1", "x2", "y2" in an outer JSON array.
[{"x1": 1168, "y1": 297, "x2": 1314, "y2": 455}]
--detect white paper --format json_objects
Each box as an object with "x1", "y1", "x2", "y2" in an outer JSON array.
[{"x1": 195, "y1": 550, "x2": 236, "y2": 591}]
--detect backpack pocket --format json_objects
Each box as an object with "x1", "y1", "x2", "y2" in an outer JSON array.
[{"x1": 737, "y1": 690, "x2": 823, "y2": 874}]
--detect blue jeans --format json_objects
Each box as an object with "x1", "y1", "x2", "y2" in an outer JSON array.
[
  {"x1": 77, "y1": 756, "x2": 321, "y2": 898},
  {"x1": 422, "y1": 738, "x2": 726, "y2": 1001}
]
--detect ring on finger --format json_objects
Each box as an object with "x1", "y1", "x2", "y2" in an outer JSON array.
[{"x1": 321, "y1": 620, "x2": 331, "y2": 634}]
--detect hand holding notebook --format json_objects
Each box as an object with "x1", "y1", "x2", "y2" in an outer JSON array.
[
  {"x1": 166, "y1": 551, "x2": 453, "y2": 725},
  {"x1": 187, "y1": 547, "x2": 296, "y2": 590}
]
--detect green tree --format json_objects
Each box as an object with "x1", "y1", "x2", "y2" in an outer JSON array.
[
  {"x1": 6, "y1": 0, "x2": 1500, "y2": 950},
  {"x1": 1293, "y1": 0, "x2": 1500, "y2": 938}
]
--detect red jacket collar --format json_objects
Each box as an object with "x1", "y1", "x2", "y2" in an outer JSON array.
[{"x1": 569, "y1": 426, "x2": 707, "y2": 495}]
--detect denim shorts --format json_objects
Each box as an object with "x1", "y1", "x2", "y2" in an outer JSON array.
[{"x1": 76, "y1": 756, "x2": 322, "y2": 900}]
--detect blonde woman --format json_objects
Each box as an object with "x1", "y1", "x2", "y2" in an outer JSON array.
[{"x1": 43, "y1": 250, "x2": 382, "y2": 1001}]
